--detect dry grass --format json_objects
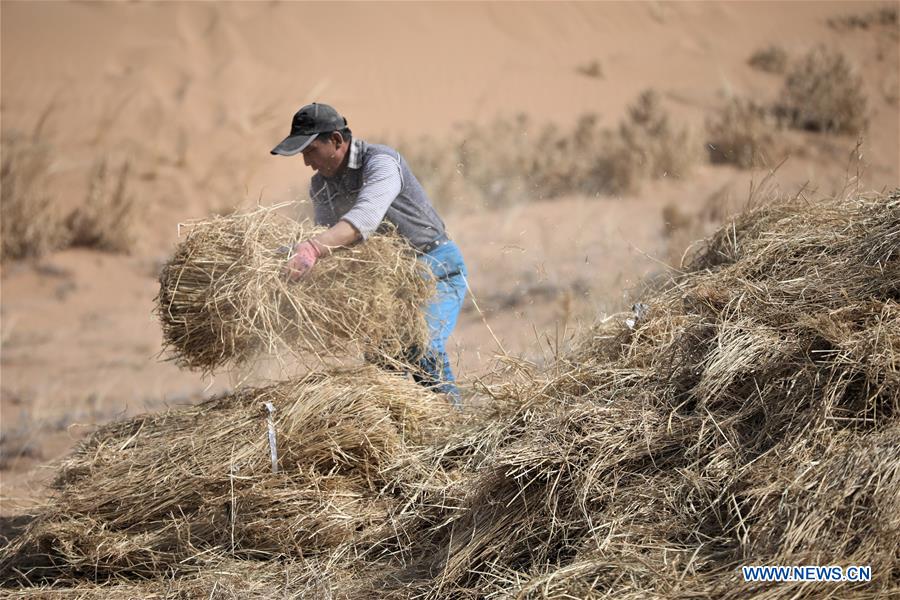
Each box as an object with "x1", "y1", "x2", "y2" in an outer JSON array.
[
  {"x1": 0, "y1": 426, "x2": 44, "y2": 471},
  {"x1": 776, "y1": 46, "x2": 868, "y2": 134},
  {"x1": 575, "y1": 59, "x2": 604, "y2": 79},
  {"x1": 408, "y1": 189, "x2": 900, "y2": 599},
  {"x1": 65, "y1": 158, "x2": 136, "y2": 253},
  {"x1": 747, "y1": 45, "x2": 788, "y2": 74},
  {"x1": 706, "y1": 97, "x2": 779, "y2": 168},
  {"x1": 4, "y1": 189, "x2": 899, "y2": 598},
  {"x1": 828, "y1": 5, "x2": 899, "y2": 32},
  {"x1": 661, "y1": 183, "x2": 737, "y2": 267},
  {"x1": 0, "y1": 135, "x2": 69, "y2": 262},
  {"x1": 399, "y1": 89, "x2": 698, "y2": 212},
  {"x1": 611, "y1": 89, "x2": 699, "y2": 188},
  {"x1": 0, "y1": 367, "x2": 456, "y2": 584},
  {"x1": 1, "y1": 135, "x2": 138, "y2": 262},
  {"x1": 155, "y1": 206, "x2": 434, "y2": 374}
]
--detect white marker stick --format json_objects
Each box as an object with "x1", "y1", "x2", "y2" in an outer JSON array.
[{"x1": 264, "y1": 402, "x2": 279, "y2": 474}]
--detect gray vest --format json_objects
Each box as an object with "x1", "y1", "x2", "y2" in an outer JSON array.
[{"x1": 309, "y1": 141, "x2": 447, "y2": 251}]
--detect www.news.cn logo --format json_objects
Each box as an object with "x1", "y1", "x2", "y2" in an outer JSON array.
[{"x1": 742, "y1": 565, "x2": 872, "y2": 583}]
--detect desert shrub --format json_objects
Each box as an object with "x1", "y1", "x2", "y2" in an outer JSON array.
[
  {"x1": 777, "y1": 46, "x2": 868, "y2": 133},
  {"x1": 526, "y1": 91, "x2": 699, "y2": 197},
  {"x1": 748, "y1": 45, "x2": 788, "y2": 74},
  {"x1": 0, "y1": 424, "x2": 44, "y2": 470},
  {"x1": 399, "y1": 90, "x2": 698, "y2": 212},
  {"x1": 452, "y1": 114, "x2": 538, "y2": 208},
  {"x1": 0, "y1": 135, "x2": 69, "y2": 262},
  {"x1": 828, "y1": 5, "x2": 899, "y2": 31},
  {"x1": 575, "y1": 59, "x2": 603, "y2": 78},
  {"x1": 706, "y1": 97, "x2": 777, "y2": 167},
  {"x1": 0, "y1": 136, "x2": 137, "y2": 262},
  {"x1": 614, "y1": 89, "x2": 698, "y2": 185},
  {"x1": 65, "y1": 158, "x2": 136, "y2": 253}
]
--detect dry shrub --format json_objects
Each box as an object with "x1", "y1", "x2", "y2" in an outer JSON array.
[
  {"x1": 0, "y1": 135, "x2": 137, "y2": 262},
  {"x1": 65, "y1": 158, "x2": 136, "y2": 253},
  {"x1": 605, "y1": 89, "x2": 699, "y2": 191},
  {"x1": 0, "y1": 135, "x2": 69, "y2": 262},
  {"x1": 0, "y1": 424, "x2": 44, "y2": 471},
  {"x1": 828, "y1": 5, "x2": 899, "y2": 32},
  {"x1": 748, "y1": 45, "x2": 788, "y2": 74},
  {"x1": 575, "y1": 59, "x2": 603, "y2": 79},
  {"x1": 399, "y1": 90, "x2": 698, "y2": 212},
  {"x1": 0, "y1": 367, "x2": 454, "y2": 583},
  {"x1": 777, "y1": 46, "x2": 868, "y2": 134},
  {"x1": 155, "y1": 206, "x2": 434, "y2": 374},
  {"x1": 706, "y1": 98, "x2": 779, "y2": 168}
]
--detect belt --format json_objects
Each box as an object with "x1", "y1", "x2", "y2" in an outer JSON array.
[{"x1": 418, "y1": 235, "x2": 450, "y2": 255}]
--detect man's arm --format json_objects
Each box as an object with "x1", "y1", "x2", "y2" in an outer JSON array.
[
  {"x1": 285, "y1": 154, "x2": 400, "y2": 280},
  {"x1": 338, "y1": 153, "x2": 402, "y2": 240},
  {"x1": 309, "y1": 219, "x2": 360, "y2": 256}
]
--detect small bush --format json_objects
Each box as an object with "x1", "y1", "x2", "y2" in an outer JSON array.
[
  {"x1": 748, "y1": 45, "x2": 788, "y2": 74},
  {"x1": 777, "y1": 46, "x2": 868, "y2": 134},
  {"x1": 614, "y1": 90, "x2": 698, "y2": 186},
  {"x1": 66, "y1": 158, "x2": 136, "y2": 253},
  {"x1": 399, "y1": 90, "x2": 698, "y2": 211},
  {"x1": 828, "y1": 6, "x2": 898, "y2": 31},
  {"x1": 706, "y1": 97, "x2": 777, "y2": 168},
  {"x1": 0, "y1": 425, "x2": 44, "y2": 470},
  {"x1": 0, "y1": 135, "x2": 137, "y2": 262},
  {"x1": 575, "y1": 60, "x2": 603, "y2": 79},
  {"x1": 0, "y1": 135, "x2": 69, "y2": 262}
]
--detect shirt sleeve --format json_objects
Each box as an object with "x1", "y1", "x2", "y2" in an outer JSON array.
[{"x1": 339, "y1": 154, "x2": 402, "y2": 240}]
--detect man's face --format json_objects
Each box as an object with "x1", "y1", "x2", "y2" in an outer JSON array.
[{"x1": 301, "y1": 136, "x2": 343, "y2": 177}]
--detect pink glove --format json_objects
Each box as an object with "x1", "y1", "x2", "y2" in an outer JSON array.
[{"x1": 284, "y1": 240, "x2": 321, "y2": 281}]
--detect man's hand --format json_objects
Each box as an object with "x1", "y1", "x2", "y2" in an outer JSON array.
[{"x1": 284, "y1": 240, "x2": 321, "y2": 281}]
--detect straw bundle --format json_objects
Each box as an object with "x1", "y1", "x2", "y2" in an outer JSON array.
[
  {"x1": 155, "y1": 207, "x2": 434, "y2": 374},
  {"x1": 0, "y1": 367, "x2": 455, "y2": 583},
  {"x1": 0, "y1": 556, "x2": 383, "y2": 599},
  {"x1": 379, "y1": 189, "x2": 900, "y2": 598}
]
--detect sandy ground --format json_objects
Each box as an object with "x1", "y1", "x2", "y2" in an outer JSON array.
[{"x1": 2, "y1": 1, "x2": 898, "y2": 515}]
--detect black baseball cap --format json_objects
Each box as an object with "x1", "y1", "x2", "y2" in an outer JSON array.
[{"x1": 270, "y1": 103, "x2": 348, "y2": 156}]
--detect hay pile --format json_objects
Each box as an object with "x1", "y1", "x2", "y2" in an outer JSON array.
[
  {"x1": 3, "y1": 189, "x2": 898, "y2": 598},
  {"x1": 0, "y1": 367, "x2": 455, "y2": 586},
  {"x1": 375, "y1": 189, "x2": 899, "y2": 598},
  {"x1": 156, "y1": 207, "x2": 434, "y2": 373}
]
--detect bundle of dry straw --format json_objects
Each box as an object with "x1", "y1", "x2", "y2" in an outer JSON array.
[
  {"x1": 0, "y1": 367, "x2": 455, "y2": 584},
  {"x1": 156, "y1": 206, "x2": 434, "y2": 373},
  {"x1": 378, "y1": 189, "x2": 900, "y2": 599}
]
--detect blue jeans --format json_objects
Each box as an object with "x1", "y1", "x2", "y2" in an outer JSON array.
[{"x1": 414, "y1": 241, "x2": 467, "y2": 407}]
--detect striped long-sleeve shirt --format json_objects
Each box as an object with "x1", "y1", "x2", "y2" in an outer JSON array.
[{"x1": 309, "y1": 139, "x2": 447, "y2": 251}]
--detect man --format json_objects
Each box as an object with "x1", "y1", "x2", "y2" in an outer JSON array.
[{"x1": 271, "y1": 102, "x2": 467, "y2": 407}]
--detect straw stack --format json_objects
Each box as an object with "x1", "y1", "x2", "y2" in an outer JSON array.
[
  {"x1": 0, "y1": 367, "x2": 455, "y2": 583},
  {"x1": 389, "y1": 189, "x2": 900, "y2": 599},
  {"x1": 156, "y1": 207, "x2": 435, "y2": 374}
]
